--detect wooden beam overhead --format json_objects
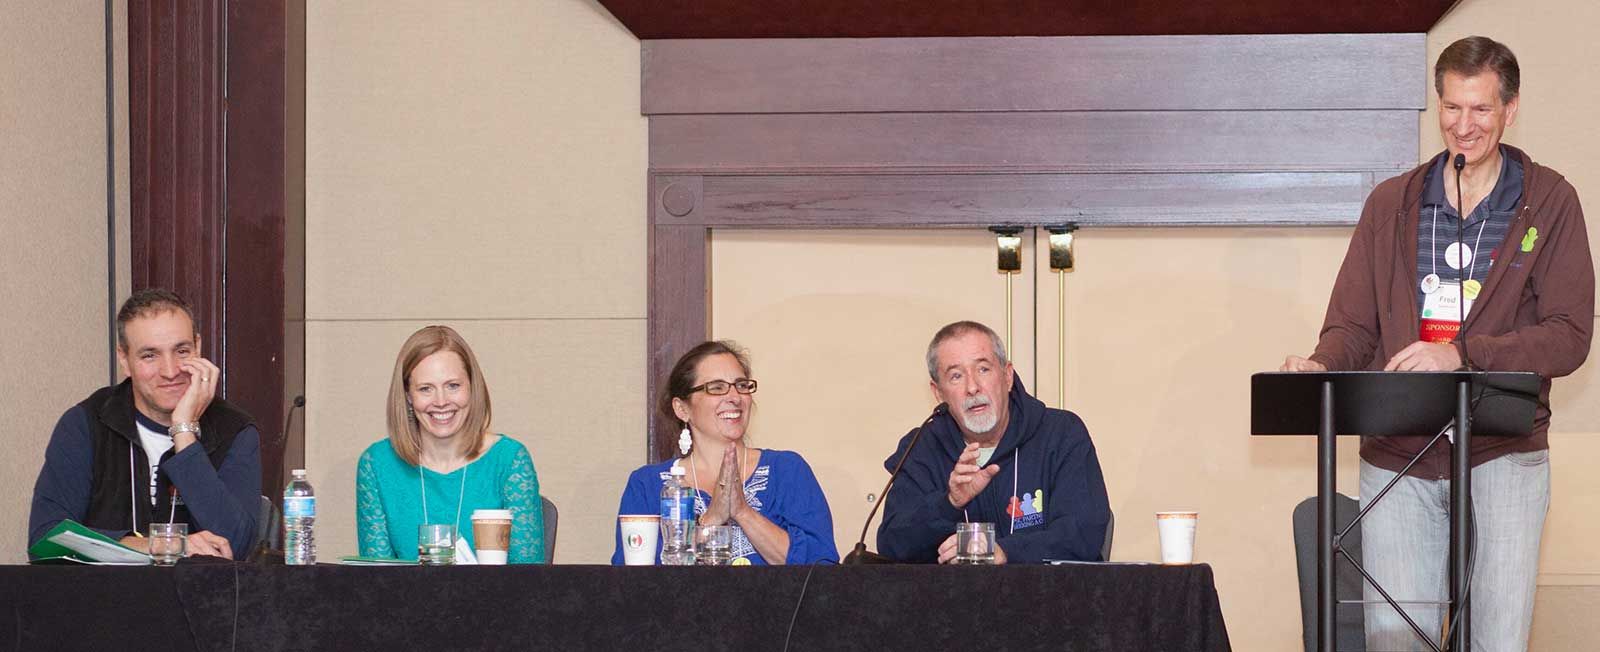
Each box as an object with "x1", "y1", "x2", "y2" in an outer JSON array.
[{"x1": 599, "y1": 0, "x2": 1458, "y2": 39}]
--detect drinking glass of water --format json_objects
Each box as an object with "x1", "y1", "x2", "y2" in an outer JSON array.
[
  {"x1": 148, "y1": 522, "x2": 187, "y2": 566},
  {"x1": 954, "y1": 522, "x2": 996, "y2": 565},
  {"x1": 417, "y1": 524, "x2": 456, "y2": 565},
  {"x1": 695, "y1": 525, "x2": 733, "y2": 566}
]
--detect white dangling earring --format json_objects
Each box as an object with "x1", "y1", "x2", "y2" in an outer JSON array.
[{"x1": 678, "y1": 425, "x2": 692, "y2": 456}]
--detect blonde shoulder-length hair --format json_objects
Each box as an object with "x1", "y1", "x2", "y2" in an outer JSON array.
[{"x1": 386, "y1": 325, "x2": 493, "y2": 467}]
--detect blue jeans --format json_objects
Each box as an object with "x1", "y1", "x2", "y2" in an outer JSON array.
[{"x1": 1359, "y1": 453, "x2": 1549, "y2": 651}]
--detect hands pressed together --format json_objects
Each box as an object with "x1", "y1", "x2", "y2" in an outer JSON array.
[{"x1": 699, "y1": 445, "x2": 748, "y2": 526}]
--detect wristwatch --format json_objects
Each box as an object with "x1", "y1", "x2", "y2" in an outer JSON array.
[{"x1": 169, "y1": 422, "x2": 201, "y2": 437}]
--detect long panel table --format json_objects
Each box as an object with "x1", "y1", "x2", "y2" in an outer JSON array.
[{"x1": 1, "y1": 561, "x2": 1231, "y2": 651}]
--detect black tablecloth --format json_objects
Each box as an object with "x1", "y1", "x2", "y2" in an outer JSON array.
[{"x1": 0, "y1": 561, "x2": 1231, "y2": 651}]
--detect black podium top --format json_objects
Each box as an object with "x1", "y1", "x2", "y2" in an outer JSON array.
[{"x1": 1250, "y1": 371, "x2": 1540, "y2": 438}]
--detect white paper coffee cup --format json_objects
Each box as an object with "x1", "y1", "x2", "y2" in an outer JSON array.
[
  {"x1": 619, "y1": 515, "x2": 660, "y2": 565},
  {"x1": 1156, "y1": 511, "x2": 1198, "y2": 564},
  {"x1": 472, "y1": 509, "x2": 513, "y2": 565}
]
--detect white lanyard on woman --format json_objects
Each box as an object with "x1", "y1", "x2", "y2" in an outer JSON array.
[{"x1": 419, "y1": 463, "x2": 468, "y2": 532}]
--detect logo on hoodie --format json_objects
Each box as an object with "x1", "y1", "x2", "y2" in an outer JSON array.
[{"x1": 1007, "y1": 489, "x2": 1046, "y2": 530}]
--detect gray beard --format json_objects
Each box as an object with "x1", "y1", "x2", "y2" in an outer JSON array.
[{"x1": 961, "y1": 410, "x2": 999, "y2": 434}]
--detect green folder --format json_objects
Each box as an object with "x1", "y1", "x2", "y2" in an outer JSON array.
[
  {"x1": 28, "y1": 519, "x2": 152, "y2": 565},
  {"x1": 337, "y1": 555, "x2": 414, "y2": 566}
]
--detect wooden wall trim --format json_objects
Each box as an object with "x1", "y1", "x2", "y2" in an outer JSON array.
[
  {"x1": 656, "y1": 171, "x2": 1390, "y2": 229},
  {"x1": 224, "y1": 0, "x2": 292, "y2": 497},
  {"x1": 650, "y1": 111, "x2": 1417, "y2": 175},
  {"x1": 130, "y1": 0, "x2": 297, "y2": 499},
  {"x1": 129, "y1": 0, "x2": 226, "y2": 355},
  {"x1": 647, "y1": 222, "x2": 709, "y2": 461},
  {"x1": 643, "y1": 34, "x2": 1426, "y2": 115}
]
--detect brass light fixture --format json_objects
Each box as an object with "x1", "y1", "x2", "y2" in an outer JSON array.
[
  {"x1": 1047, "y1": 224, "x2": 1078, "y2": 408},
  {"x1": 989, "y1": 226, "x2": 1024, "y2": 358}
]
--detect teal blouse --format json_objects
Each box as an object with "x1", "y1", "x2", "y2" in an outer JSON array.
[{"x1": 356, "y1": 435, "x2": 545, "y2": 563}]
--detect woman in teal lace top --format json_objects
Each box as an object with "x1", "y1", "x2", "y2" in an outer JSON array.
[{"x1": 356, "y1": 326, "x2": 545, "y2": 563}]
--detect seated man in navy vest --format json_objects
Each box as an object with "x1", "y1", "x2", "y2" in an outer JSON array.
[{"x1": 29, "y1": 289, "x2": 260, "y2": 560}]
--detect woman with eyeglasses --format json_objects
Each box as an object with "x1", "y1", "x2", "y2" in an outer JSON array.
[{"x1": 611, "y1": 340, "x2": 838, "y2": 565}]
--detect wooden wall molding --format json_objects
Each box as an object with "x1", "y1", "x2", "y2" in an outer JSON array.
[
  {"x1": 649, "y1": 111, "x2": 1417, "y2": 175},
  {"x1": 656, "y1": 171, "x2": 1395, "y2": 229},
  {"x1": 129, "y1": 0, "x2": 227, "y2": 355},
  {"x1": 130, "y1": 0, "x2": 299, "y2": 499},
  {"x1": 644, "y1": 35, "x2": 1425, "y2": 115},
  {"x1": 643, "y1": 34, "x2": 1425, "y2": 460},
  {"x1": 602, "y1": 0, "x2": 1457, "y2": 40}
]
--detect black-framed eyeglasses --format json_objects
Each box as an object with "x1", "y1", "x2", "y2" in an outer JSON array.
[{"x1": 690, "y1": 379, "x2": 758, "y2": 396}]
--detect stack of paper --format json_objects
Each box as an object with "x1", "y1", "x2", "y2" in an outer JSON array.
[{"x1": 29, "y1": 520, "x2": 152, "y2": 565}]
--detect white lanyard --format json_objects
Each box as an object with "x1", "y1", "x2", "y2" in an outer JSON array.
[
  {"x1": 1431, "y1": 205, "x2": 1491, "y2": 280},
  {"x1": 419, "y1": 462, "x2": 468, "y2": 532}
]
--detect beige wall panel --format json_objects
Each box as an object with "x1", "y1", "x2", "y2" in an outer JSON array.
[
  {"x1": 710, "y1": 230, "x2": 1037, "y2": 564},
  {"x1": 1049, "y1": 228, "x2": 1360, "y2": 651},
  {"x1": 1546, "y1": 340, "x2": 1600, "y2": 582},
  {"x1": 0, "y1": 2, "x2": 117, "y2": 562},
  {"x1": 304, "y1": 318, "x2": 644, "y2": 564},
  {"x1": 1530, "y1": 586, "x2": 1600, "y2": 650},
  {"x1": 1428, "y1": 4, "x2": 1600, "y2": 642},
  {"x1": 305, "y1": 0, "x2": 645, "y2": 321},
  {"x1": 113, "y1": 0, "x2": 131, "y2": 308}
]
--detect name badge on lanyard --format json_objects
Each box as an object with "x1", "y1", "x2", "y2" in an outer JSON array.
[{"x1": 1419, "y1": 280, "x2": 1481, "y2": 343}]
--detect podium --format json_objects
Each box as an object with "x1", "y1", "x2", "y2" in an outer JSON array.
[{"x1": 1251, "y1": 371, "x2": 1540, "y2": 652}]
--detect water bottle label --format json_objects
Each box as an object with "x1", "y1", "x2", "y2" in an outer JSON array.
[
  {"x1": 660, "y1": 496, "x2": 691, "y2": 521},
  {"x1": 284, "y1": 496, "x2": 315, "y2": 518}
]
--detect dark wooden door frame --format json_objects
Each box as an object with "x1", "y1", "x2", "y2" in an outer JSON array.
[
  {"x1": 128, "y1": 0, "x2": 304, "y2": 500},
  {"x1": 643, "y1": 34, "x2": 1426, "y2": 460}
]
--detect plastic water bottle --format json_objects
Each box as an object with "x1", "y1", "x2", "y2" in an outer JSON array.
[
  {"x1": 659, "y1": 464, "x2": 696, "y2": 565},
  {"x1": 283, "y1": 469, "x2": 316, "y2": 565}
]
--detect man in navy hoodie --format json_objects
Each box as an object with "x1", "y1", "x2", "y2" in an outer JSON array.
[
  {"x1": 877, "y1": 320, "x2": 1110, "y2": 564},
  {"x1": 29, "y1": 289, "x2": 260, "y2": 560}
]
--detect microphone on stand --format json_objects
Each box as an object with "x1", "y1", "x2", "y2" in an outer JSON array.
[
  {"x1": 1453, "y1": 153, "x2": 1474, "y2": 370},
  {"x1": 277, "y1": 395, "x2": 306, "y2": 448},
  {"x1": 255, "y1": 395, "x2": 306, "y2": 561},
  {"x1": 843, "y1": 403, "x2": 948, "y2": 565}
]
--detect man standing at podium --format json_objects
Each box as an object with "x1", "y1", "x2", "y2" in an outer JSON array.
[{"x1": 1281, "y1": 36, "x2": 1593, "y2": 650}]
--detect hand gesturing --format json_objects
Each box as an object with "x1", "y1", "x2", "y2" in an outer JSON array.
[{"x1": 947, "y1": 442, "x2": 1000, "y2": 508}]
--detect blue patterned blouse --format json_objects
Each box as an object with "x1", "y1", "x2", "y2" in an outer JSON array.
[{"x1": 611, "y1": 449, "x2": 838, "y2": 565}]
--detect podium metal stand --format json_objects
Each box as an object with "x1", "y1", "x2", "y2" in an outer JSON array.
[{"x1": 1251, "y1": 371, "x2": 1539, "y2": 652}]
